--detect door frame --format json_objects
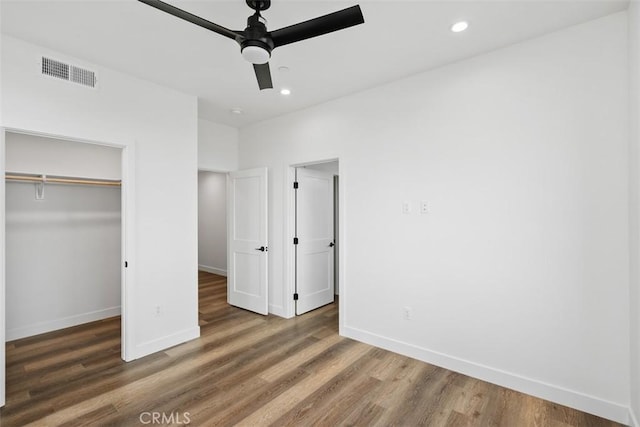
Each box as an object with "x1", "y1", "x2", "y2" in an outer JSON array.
[
  {"x1": 0, "y1": 127, "x2": 136, "y2": 406},
  {"x1": 284, "y1": 158, "x2": 345, "y2": 328}
]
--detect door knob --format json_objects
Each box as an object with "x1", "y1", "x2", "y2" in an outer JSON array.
[{"x1": 255, "y1": 246, "x2": 267, "y2": 252}]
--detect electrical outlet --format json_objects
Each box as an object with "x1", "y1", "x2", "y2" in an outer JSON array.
[
  {"x1": 403, "y1": 306, "x2": 412, "y2": 320},
  {"x1": 420, "y1": 201, "x2": 429, "y2": 214},
  {"x1": 402, "y1": 201, "x2": 411, "y2": 214},
  {"x1": 155, "y1": 305, "x2": 161, "y2": 316}
]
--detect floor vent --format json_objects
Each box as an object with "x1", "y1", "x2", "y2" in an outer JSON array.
[{"x1": 42, "y1": 57, "x2": 97, "y2": 88}]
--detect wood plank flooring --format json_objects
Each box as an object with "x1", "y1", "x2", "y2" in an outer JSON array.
[{"x1": 0, "y1": 271, "x2": 622, "y2": 426}]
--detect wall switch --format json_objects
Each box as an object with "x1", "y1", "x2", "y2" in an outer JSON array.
[
  {"x1": 402, "y1": 201, "x2": 411, "y2": 214},
  {"x1": 403, "y1": 306, "x2": 412, "y2": 320},
  {"x1": 420, "y1": 201, "x2": 429, "y2": 214}
]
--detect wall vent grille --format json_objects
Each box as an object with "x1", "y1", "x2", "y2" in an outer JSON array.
[
  {"x1": 42, "y1": 57, "x2": 69, "y2": 81},
  {"x1": 41, "y1": 57, "x2": 97, "y2": 88}
]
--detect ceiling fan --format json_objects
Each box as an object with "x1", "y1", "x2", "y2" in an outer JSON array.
[{"x1": 138, "y1": 0, "x2": 365, "y2": 90}]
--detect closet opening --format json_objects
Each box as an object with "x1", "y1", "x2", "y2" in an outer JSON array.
[{"x1": 1, "y1": 129, "x2": 133, "y2": 407}]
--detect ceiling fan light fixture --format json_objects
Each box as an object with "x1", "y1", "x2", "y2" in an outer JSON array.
[{"x1": 241, "y1": 45, "x2": 271, "y2": 64}]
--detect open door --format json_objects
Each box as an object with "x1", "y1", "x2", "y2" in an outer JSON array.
[
  {"x1": 295, "y1": 168, "x2": 334, "y2": 315},
  {"x1": 227, "y1": 168, "x2": 268, "y2": 315}
]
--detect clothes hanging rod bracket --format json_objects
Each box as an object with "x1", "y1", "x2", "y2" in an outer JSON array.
[{"x1": 35, "y1": 175, "x2": 45, "y2": 200}]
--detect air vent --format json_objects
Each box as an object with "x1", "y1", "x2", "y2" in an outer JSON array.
[
  {"x1": 42, "y1": 57, "x2": 69, "y2": 80},
  {"x1": 41, "y1": 57, "x2": 97, "y2": 88},
  {"x1": 70, "y1": 65, "x2": 96, "y2": 87}
]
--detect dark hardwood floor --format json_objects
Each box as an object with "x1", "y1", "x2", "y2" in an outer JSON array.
[{"x1": 0, "y1": 271, "x2": 621, "y2": 426}]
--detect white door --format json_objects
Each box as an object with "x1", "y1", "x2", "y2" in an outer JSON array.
[
  {"x1": 296, "y1": 168, "x2": 334, "y2": 315},
  {"x1": 227, "y1": 168, "x2": 268, "y2": 315}
]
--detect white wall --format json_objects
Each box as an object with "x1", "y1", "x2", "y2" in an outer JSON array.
[
  {"x1": 6, "y1": 132, "x2": 121, "y2": 180},
  {"x1": 1, "y1": 35, "x2": 200, "y2": 359},
  {"x1": 239, "y1": 13, "x2": 630, "y2": 424},
  {"x1": 0, "y1": 131, "x2": 5, "y2": 407},
  {"x1": 198, "y1": 171, "x2": 227, "y2": 276},
  {"x1": 198, "y1": 118, "x2": 239, "y2": 172},
  {"x1": 5, "y1": 133, "x2": 121, "y2": 340},
  {"x1": 629, "y1": 1, "x2": 640, "y2": 425}
]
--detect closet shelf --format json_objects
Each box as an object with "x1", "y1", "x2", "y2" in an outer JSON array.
[{"x1": 5, "y1": 173, "x2": 121, "y2": 187}]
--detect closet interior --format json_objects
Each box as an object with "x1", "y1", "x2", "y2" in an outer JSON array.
[{"x1": 4, "y1": 132, "x2": 123, "y2": 342}]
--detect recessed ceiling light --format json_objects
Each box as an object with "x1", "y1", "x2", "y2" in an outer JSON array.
[
  {"x1": 280, "y1": 88, "x2": 291, "y2": 96},
  {"x1": 451, "y1": 21, "x2": 469, "y2": 33},
  {"x1": 278, "y1": 66, "x2": 290, "y2": 73},
  {"x1": 230, "y1": 107, "x2": 243, "y2": 114}
]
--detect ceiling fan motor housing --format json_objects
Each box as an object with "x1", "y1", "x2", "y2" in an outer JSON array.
[
  {"x1": 240, "y1": 14, "x2": 274, "y2": 64},
  {"x1": 246, "y1": 0, "x2": 271, "y2": 12}
]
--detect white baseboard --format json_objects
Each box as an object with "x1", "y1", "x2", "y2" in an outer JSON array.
[
  {"x1": 198, "y1": 265, "x2": 227, "y2": 276},
  {"x1": 6, "y1": 306, "x2": 121, "y2": 341},
  {"x1": 630, "y1": 406, "x2": 639, "y2": 427},
  {"x1": 342, "y1": 325, "x2": 630, "y2": 425},
  {"x1": 132, "y1": 326, "x2": 200, "y2": 360}
]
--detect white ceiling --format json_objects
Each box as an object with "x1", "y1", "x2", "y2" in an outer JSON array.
[{"x1": 0, "y1": 0, "x2": 628, "y2": 127}]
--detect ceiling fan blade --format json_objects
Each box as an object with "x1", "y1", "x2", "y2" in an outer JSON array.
[
  {"x1": 253, "y1": 63, "x2": 273, "y2": 90},
  {"x1": 270, "y1": 5, "x2": 364, "y2": 48},
  {"x1": 138, "y1": 0, "x2": 241, "y2": 41}
]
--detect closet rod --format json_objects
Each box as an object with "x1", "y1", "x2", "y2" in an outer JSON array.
[{"x1": 5, "y1": 173, "x2": 121, "y2": 187}]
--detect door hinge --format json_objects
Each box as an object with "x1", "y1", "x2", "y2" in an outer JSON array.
[
  {"x1": 293, "y1": 293, "x2": 299, "y2": 301},
  {"x1": 124, "y1": 261, "x2": 128, "y2": 268},
  {"x1": 293, "y1": 181, "x2": 299, "y2": 189},
  {"x1": 293, "y1": 237, "x2": 299, "y2": 245}
]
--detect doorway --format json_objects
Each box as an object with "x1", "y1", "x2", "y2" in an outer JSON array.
[
  {"x1": 0, "y1": 128, "x2": 134, "y2": 407},
  {"x1": 199, "y1": 167, "x2": 269, "y2": 317},
  {"x1": 291, "y1": 160, "x2": 339, "y2": 316},
  {"x1": 198, "y1": 170, "x2": 228, "y2": 277},
  {"x1": 197, "y1": 170, "x2": 230, "y2": 323}
]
